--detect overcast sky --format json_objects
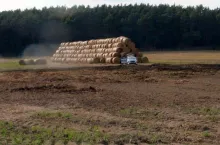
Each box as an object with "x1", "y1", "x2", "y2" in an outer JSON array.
[{"x1": 0, "y1": 0, "x2": 219, "y2": 11}]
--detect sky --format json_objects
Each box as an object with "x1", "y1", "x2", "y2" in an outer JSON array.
[{"x1": 0, "y1": 0, "x2": 219, "y2": 11}]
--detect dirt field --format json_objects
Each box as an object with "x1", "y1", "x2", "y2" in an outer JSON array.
[{"x1": 0, "y1": 64, "x2": 220, "y2": 145}]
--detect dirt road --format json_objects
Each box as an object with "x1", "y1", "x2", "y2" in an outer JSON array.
[{"x1": 0, "y1": 64, "x2": 220, "y2": 144}]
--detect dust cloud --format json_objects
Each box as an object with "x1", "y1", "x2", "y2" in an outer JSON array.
[
  {"x1": 22, "y1": 43, "x2": 58, "y2": 57},
  {"x1": 22, "y1": 20, "x2": 71, "y2": 58}
]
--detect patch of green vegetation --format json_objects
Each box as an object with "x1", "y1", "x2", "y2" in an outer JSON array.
[
  {"x1": 0, "y1": 121, "x2": 109, "y2": 145},
  {"x1": 32, "y1": 111, "x2": 73, "y2": 120},
  {"x1": 206, "y1": 115, "x2": 220, "y2": 122},
  {"x1": 113, "y1": 132, "x2": 164, "y2": 144},
  {"x1": 201, "y1": 131, "x2": 212, "y2": 138},
  {"x1": 0, "y1": 61, "x2": 23, "y2": 69},
  {"x1": 135, "y1": 123, "x2": 148, "y2": 131},
  {"x1": 186, "y1": 107, "x2": 220, "y2": 116},
  {"x1": 149, "y1": 134, "x2": 162, "y2": 144},
  {"x1": 120, "y1": 107, "x2": 138, "y2": 116},
  {"x1": 186, "y1": 107, "x2": 220, "y2": 123},
  {"x1": 119, "y1": 108, "x2": 161, "y2": 120}
]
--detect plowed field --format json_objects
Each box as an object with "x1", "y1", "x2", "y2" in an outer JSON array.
[{"x1": 0, "y1": 64, "x2": 220, "y2": 145}]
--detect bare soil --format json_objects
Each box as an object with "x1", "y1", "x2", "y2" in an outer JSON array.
[{"x1": 0, "y1": 64, "x2": 220, "y2": 145}]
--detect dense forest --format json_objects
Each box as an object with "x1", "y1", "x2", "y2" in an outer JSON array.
[{"x1": 0, "y1": 4, "x2": 220, "y2": 57}]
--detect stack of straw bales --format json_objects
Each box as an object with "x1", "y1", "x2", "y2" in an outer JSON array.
[{"x1": 51, "y1": 36, "x2": 148, "y2": 64}]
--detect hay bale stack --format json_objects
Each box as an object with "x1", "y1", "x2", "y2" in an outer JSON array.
[{"x1": 52, "y1": 36, "x2": 148, "y2": 64}]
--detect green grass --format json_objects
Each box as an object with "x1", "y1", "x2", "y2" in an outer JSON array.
[
  {"x1": 0, "y1": 121, "x2": 109, "y2": 145},
  {"x1": 185, "y1": 107, "x2": 220, "y2": 122},
  {"x1": 202, "y1": 131, "x2": 212, "y2": 138},
  {"x1": 0, "y1": 61, "x2": 23, "y2": 69},
  {"x1": 119, "y1": 108, "x2": 162, "y2": 120},
  {"x1": 32, "y1": 111, "x2": 73, "y2": 120},
  {"x1": 187, "y1": 107, "x2": 220, "y2": 116}
]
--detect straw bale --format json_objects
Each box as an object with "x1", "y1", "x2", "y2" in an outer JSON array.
[
  {"x1": 87, "y1": 58, "x2": 92, "y2": 63},
  {"x1": 116, "y1": 37, "x2": 121, "y2": 42},
  {"x1": 137, "y1": 57, "x2": 142, "y2": 63},
  {"x1": 105, "y1": 57, "x2": 113, "y2": 63},
  {"x1": 85, "y1": 45, "x2": 90, "y2": 49},
  {"x1": 94, "y1": 57, "x2": 100, "y2": 63},
  {"x1": 103, "y1": 53, "x2": 108, "y2": 58},
  {"x1": 137, "y1": 52, "x2": 143, "y2": 57},
  {"x1": 109, "y1": 38, "x2": 113, "y2": 43},
  {"x1": 93, "y1": 49, "x2": 97, "y2": 53},
  {"x1": 111, "y1": 52, "x2": 120, "y2": 57},
  {"x1": 123, "y1": 47, "x2": 131, "y2": 53},
  {"x1": 66, "y1": 58, "x2": 71, "y2": 62},
  {"x1": 112, "y1": 57, "x2": 120, "y2": 64},
  {"x1": 141, "y1": 57, "x2": 149, "y2": 63},
  {"x1": 96, "y1": 53, "x2": 102, "y2": 58},
  {"x1": 112, "y1": 43, "x2": 125, "y2": 48},
  {"x1": 88, "y1": 40, "x2": 93, "y2": 45},
  {"x1": 70, "y1": 46, "x2": 75, "y2": 50},
  {"x1": 96, "y1": 49, "x2": 102, "y2": 53},
  {"x1": 112, "y1": 47, "x2": 123, "y2": 53},
  {"x1": 100, "y1": 58, "x2": 106, "y2": 63}
]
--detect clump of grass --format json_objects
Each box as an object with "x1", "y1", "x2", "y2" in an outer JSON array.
[
  {"x1": 120, "y1": 108, "x2": 138, "y2": 116},
  {"x1": 32, "y1": 111, "x2": 73, "y2": 120},
  {"x1": 199, "y1": 107, "x2": 220, "y2": 116},
  {"x1": 119, "y1": 108, "x2": 161, "y2": 120},
  {"x1": 207, "y1": 115, "x2": 220, "y2": 122},
  {"x1": 150, "y1": 134, "x2": 162, "y2": 144},
  {"x1": 113, "y1": 133, "x2": 164, "y2": 144},
  {"x1": 202, "y1": 131, "x2": 212, "y2": 138},
  {"x1": 186, "y1": 107, "x2": 220, "y2": 123},
  {"x1": 0, "y1": 121, "x2": 109, "y2": 145},
  {"x1": 186, "y1": 107, "x2": 220, "y2": 116}
]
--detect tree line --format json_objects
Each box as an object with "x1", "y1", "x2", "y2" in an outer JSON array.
[{"x1": 0, "y1": 4, "x2": 220, "y2": 57}]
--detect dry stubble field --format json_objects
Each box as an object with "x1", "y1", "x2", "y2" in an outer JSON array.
[{"x1": 0, "y1": 51, "x2": 220, "y2": 145}]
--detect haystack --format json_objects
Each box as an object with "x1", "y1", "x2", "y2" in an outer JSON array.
[{"x1": 52, "y1": 36, "x2": 148, "y2": 64}]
